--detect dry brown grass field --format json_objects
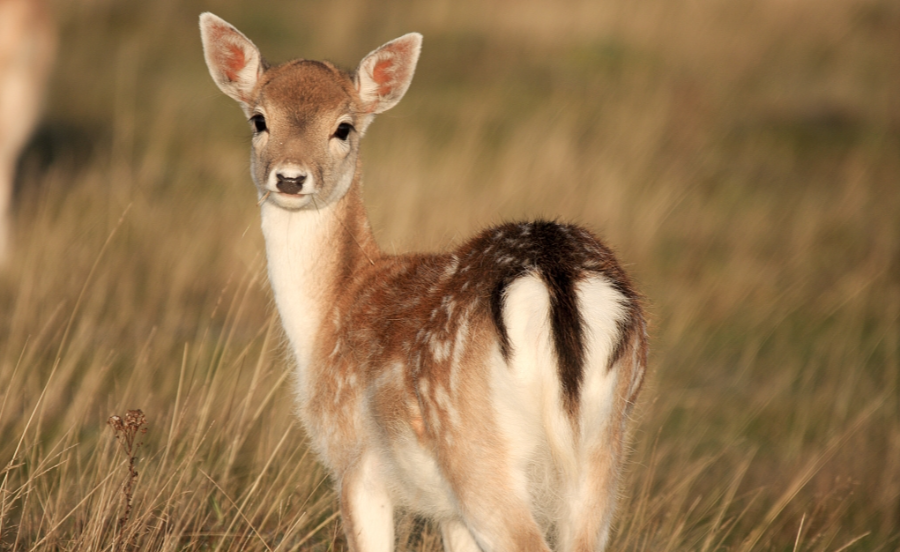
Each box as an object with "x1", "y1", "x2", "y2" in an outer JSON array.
[{"x1": 1, "y1": 0, "x2": 898, "y2": 550}]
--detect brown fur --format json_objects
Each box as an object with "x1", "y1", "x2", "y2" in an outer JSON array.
[{"x1": 201, "y1": 14, "x2": 647, "y2": 552}]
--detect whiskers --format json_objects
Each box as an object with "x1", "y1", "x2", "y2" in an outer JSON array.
[{"x1": 257, "y1": 191, "x2": 271, "y2": 206}]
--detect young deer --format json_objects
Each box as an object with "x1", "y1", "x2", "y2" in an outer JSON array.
[
  {"x1": 0, "y1": 0, "x2": 55, "y2": 266},
  {"x1": 201, "y1": 13, "x2": 647, "y2": 552}
]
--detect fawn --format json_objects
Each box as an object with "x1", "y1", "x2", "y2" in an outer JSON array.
[
  {"x1": 0, "y1": 0, "x2": 56, "y2": 266},
  {"x1": 200, "y1": 13, "x2": 647, "y2": 552}
]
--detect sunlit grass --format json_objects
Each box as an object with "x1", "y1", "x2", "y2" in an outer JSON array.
[{"x1": 1, "y1": 0, "x2": 897, "y2": 550}]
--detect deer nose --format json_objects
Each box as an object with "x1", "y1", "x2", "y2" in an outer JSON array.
[{"x1": 276, "y1": 173, "x2": 307, "y2": 194}]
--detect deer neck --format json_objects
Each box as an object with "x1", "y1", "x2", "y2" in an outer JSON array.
[{"x1": 259, "y1": 176, "x2": 379, "y2": 374}]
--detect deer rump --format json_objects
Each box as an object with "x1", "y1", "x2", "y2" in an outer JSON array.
[{"x1": 299, "y1": 219, "x2": 644, "y2": 531}]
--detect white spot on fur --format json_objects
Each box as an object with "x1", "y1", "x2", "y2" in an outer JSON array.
[
  {"x1": 431, "y1": 337, "x2": 451, "y2": 363},
  {"x1": 433, "y1": 384, "x2": 459, "y2": 429},
  {"x1": 448, "y1": 315, "x2": 470, "y2": 397},
  {"x1": 442, "y1": 296, "x2": 456, "y2": 318},
  {"x1": 445, "y1": 255, "x2": 459, "y2": 277},
  {"x1": 330, "y1": 338, "x2": 342, "y2": 359}
]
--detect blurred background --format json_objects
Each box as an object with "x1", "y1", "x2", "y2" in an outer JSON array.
[{"x1": 0, "y1": 0, "x2": 898, "y2": 550}]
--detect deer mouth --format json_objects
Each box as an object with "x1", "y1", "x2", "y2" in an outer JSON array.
[{"x1": 259, "y1": 188, "x2": 317, "y2": 210}]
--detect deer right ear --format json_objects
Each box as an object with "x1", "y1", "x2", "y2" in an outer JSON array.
[
  {"x1": 200, "y1": 13, "x2": 263, "y2": 108},
  {"x1": 355, "y1": 33, "x2": 422, "y2": 115}
]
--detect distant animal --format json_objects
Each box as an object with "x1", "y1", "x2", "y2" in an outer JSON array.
[
  {"x1": 0, "y1": 0, "x2": 56, "y2": 266},
  {"x1": 200, "y1": 13, "x2": 647, "y2": 552}
]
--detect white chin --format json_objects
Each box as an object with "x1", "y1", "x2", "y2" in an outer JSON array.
[{"x1": 268, "y1": 192, "x2": 316, "y2": 210}]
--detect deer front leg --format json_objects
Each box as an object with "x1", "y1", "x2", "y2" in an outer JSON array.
[
  {"x1": 339, "y1": 452, "x2": 395, "y2": 552},
  {"x1": 441, "y1": 519, "x2": 482, "y2": 552}
]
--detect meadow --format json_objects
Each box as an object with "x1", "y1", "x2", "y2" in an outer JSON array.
[{"x1": 1, "y1": 0, "x2": 898, "y2": 550}]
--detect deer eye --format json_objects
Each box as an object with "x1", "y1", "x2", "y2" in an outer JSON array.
[
  {"x1": 250, "y1": 114, "x2": 267, "y2": 133},
  {"x1": 333, "y1": 122, "x2": 353, "y2": 141}
]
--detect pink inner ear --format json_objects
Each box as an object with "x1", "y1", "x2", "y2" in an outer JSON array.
[
  {"x1": 224, "y1": 42, "x2": 246, "y2": 82},
  {"x1": 372, "y1": 58, "x2": 394, "y2": 96},
  {"x1": 207, "y1": 22, "x2": 248, "y2": 82}
]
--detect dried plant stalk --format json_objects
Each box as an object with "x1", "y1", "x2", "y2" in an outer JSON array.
[{"x1": 107, "y1": 409, "x2": 147, "y2": 552}]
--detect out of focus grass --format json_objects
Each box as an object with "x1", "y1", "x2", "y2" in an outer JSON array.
[{"x1": 1, "y1": 0, "x2": 898, "y2": 550}]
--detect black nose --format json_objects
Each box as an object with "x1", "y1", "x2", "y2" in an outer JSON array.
[{"x1": 276, "y1": 173, "x2": 307, "y2": 194}]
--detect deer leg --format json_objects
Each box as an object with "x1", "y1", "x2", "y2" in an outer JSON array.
[
  {"x1": 557, "y1": 410, "x2": 629, "y2": 552},
  {"x1": 437, "y1": 435, "x2": 550, "y2": 552},
  {"x1": 452, "y1": 489, "x2": 549, "y2": 552},
  {"x1": 440, "y1": 519, "x2": 482, "y2": 552},
  {"x1": 339, "y1": 451, "x2": 395, "y2": 552}
]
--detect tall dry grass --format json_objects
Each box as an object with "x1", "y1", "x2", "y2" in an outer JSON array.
[{"x1": 1, "y1": 0, "x2": 898, "y2": 550}]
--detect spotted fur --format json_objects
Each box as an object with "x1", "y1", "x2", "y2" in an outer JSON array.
[{"x1": 201, "y1": 13, "x2": 648, "y2": 552}]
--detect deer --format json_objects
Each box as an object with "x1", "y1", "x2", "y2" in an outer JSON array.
[
  {"x1": 200, "y1": 13, "x2": 647, "y2": 552},
  {"x1": 0, "y1": 0, "x2": 56, "y2": 266}
]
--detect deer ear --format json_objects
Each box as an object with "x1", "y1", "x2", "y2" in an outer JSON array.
[
  {"x1": 200, "y1": 12, "x2": 263, "y2": 107},
  {"x1": 355, "y1": 33, "x2": 422, "y2": 115}
]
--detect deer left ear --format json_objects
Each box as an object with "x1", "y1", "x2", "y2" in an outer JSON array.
[{"x1": 355, "y1": 33, "x2": 422, "y2": 115}]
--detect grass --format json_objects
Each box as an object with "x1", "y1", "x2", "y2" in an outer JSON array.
[{"x1": 1, "y1": 0, "x2": 898, "y2": 550}]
